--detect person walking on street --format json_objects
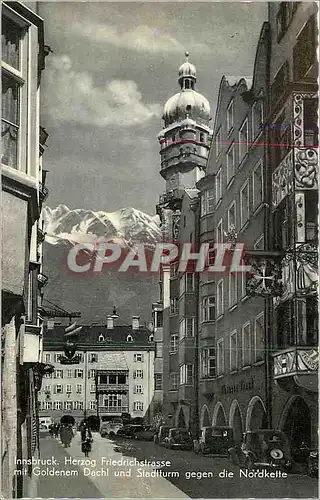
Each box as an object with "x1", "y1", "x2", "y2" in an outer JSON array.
[{"x1": 81, "y1": 421, "x2": 93, "y2": 457}]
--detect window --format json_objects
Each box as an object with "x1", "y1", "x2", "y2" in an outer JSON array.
[
  {"x1": 179, "y1": 364, "x2": 193, "y2": 385},
  {"x1": 186, "y1": 318, "x2": 195, "y2": 337},
  {"x1": 1, "y1": 15, "x2": 27, "y2": 170},
  {"x1": 201, "y1": 189, "x2": 215, "y2": 216},
  {"x1": 90, "y1": 384, "x2": 96, "y2": 394},
  {"x1": 170, "y1": 334, "x2": 178, "y2": 353},
  {"x1": 170, "y1": 297, "x2": 178, "y2": 315},
  {"x1": 134, "y1": 353, "x2": 144, "y2": 362},
  {"x1": 228, "y1": 273, "x2": 238, "y2": 308},
  {"x1": 89, "y1": 401, "x2": 96, "y2": 410},
  {"x1": 242, "y1": 322, "x2": 251, "y2": 367},
  {"x1": 89, "y1": 353, "x2": 98, "y2": 363},
  {"x1": 156, "y1": 310, "x2": 163, "y2": 328},
  {"x1": 44, "y1": 401, "x2": 52, "y2": 410},
  {"x1": 45, "y1": 353, "x2": 51, "y2": 363},
  {"x1": 217, "y1": 339, "x2": 225, "y2": 375},
  {"x1": 254, "y1": 313, "x2": 264, "y2": 362},
  {"x1": 44, "y1": 385, "x2": 51, "y2": 394},
  {"x1": 201, "y1": 295, "x2": 215, "y2": 322},
  {"x1": 64, "y1": 401, "x2": 72, "y2": 411},
  {"x1": 170, "y1": 372, "x2": 178, "y2": 391},
  {"x1": 134, "y1": 370, "x2": 143, "y2": 379},
  {"x1": 98, "y1": 334, "x2": 105, "y2": 342},
  {"x1": 230, "y1": 331, "x2": 237, "y2": 371},
  {"x1": 74, "y1": 369, "x2": 83, "y2": 379},
  {"x1": 126, "y1": 334, "x2": 133, "y2": 342},
  {"x1": 135, "y1": 384, "x2": 143, "y2": 394},
  {"x1": 74, "y1": 401, "x2": 84, "y2": 410},
  {"x1": 293, "y1": 15, "x2": 316, "y2": 80},
  {"x1": 227, "y1": 100, "x2": 234, "y2": 132},
  {"x1": 54, "y1": 354, "x2": 61, "y2": 363},
  {"x1": 54, "y1": 370, "x2": 63, "y2": 379},
  {"x1": 156, "y1": 343, "x2": 163, "y2": 357},
  {"x1": 53, "y1": 401, "x2": 62, "y2": 410},
  {"x1": 226, "y1": 143, "x2": 235, "y2": 185},
  {"x1": 227, "y1": 201, "x2": 236, "y2": 231},
  {"x1": 239, "y1": 119, "x2": 248, "y2": 163},
  {"x1": 240, "y1": 182, "x2": 250, "y2": 227},
  {"x1": 88, "y1": 369, "x2": 95, "y2": 379},
  {"x1": 133, "y1": 401, "x2": 144, "y2": 411},
  {"x1": 179, "y1": 320, "x2": 185, "y2": 341},
  {"x1": 118, "y1": 374, "x2": 126, "y2": 384},
  {"x1": 67, "y1": 369, "x2": 73, "y2": 379},
  {"x1": 215, "y1": 128, "x2": 221, "y2": 157},
  {"x1": 207, "y1": 242, "x2": 215, "y2": 267},
  {"x1": 253, "y1": 163, "x2": 263, "y2": 210},
  {"x1": 186, "y1": 273, "x2": 195, "y2": 293},
  {"x1": 216, "y1": 219, "x2": 223, "y2": 243},
  {"x1": 76, "y1": 384, "x2": 82, "y2": 394},
  {"x1": 155, "y1": 374, "x2": 163, "y2": 390},
  {"x1": 66, "y1": 384, "x2": 72, "y2": 395},
  {"x1": 252, "y1": 98, "x2": 263, "y2": 139},
  {"x1": 44, "y1": 372, "x2": 52, "y2": 379},
  {"x1": 215, "y1": 168, "x2": 222, "y2": 203},
  {"x1": 201, "y1": 348, "x2": 216, "y2": 378},
  {"x1": 304, "y1": 98, "x2": 318, "y2": 147},
  {"x1": 217, "y1": 279, "x2": 224, "y2": 317},
  {"x1": 53, "y1": 384, "x2": 63, "y2": 395}
]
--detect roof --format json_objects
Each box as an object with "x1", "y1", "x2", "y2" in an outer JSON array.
[
  {"x1": 224, "y1": 76, "x2": 253, "y2": 89},
  {"x1": 96, "y1": 351, "x2": 128, "y2": 370},
  {"x1": 43, "y1": 325, "x2": 154, "y2": 350}
]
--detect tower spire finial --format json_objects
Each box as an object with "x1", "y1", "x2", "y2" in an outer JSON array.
[{"x1": 185, "y1": 51, "x2": 190, "y2": 61}]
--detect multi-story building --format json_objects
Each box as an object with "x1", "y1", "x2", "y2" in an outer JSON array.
[
  {"x1": 267, "y1": 1, "x2": 318, "y2": 449},
  {"x1": 197, "y1": 22, "x2": 270, "y2": 443},
  {"x1": 151, "y1": 300, "x2": 164, "y2": 416},
  {"x1": 39, "y1": 315, "x2": 155, "y2": 424},
  {"x1": 156, "y1": 53, "x2": 212, "y2": 433},
  {"x1": 1, "y1": 2, "x2": 50, "y2": 497}
]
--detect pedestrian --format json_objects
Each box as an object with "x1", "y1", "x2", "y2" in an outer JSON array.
[
  {"x1": 81, "y1": 421, "x2": 93, "y2": 457},
  {"x1": 60, "y1": 424, "x2": 73, "y2": 448}
]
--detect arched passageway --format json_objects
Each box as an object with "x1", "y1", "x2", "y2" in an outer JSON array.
[
  {"x1": 246, "y1": 396, "x2": 267, "y2": 431},
  {"x1": 212, "y1": 402, "x2": 227, "y2": 426},
  {"x1": 229, "y1": 400, "x2": 243, "y2": 444},
  {"x1": 280, "y1": 396, "x2": 311, "y2": 448},
  {"x1": 200, "y1": 405, "x2": 211, "y2": 427}
]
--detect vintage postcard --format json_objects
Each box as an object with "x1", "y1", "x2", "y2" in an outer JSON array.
[{"x1": 1, "y1": 0, "x2": 318, "y2": 498}]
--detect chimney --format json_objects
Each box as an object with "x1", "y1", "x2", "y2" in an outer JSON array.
[
  {"x1": 107, "y1": 316, "x2": 114, "y2": 329},
  {"x1": 132, "y1": 316, "x2": 140, "y2": 330},
  {"x1": 47, "y1": 319, "x2": 55, "y2": 330}
]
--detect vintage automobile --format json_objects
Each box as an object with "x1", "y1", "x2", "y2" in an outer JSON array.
[
  {"x1": 116, "y1": 424, "x2": 144, "y2": 438},
  {"x1": 154, "y1": 425, "x2": 171, "y2": 446},
  {"x1": 241, "y1": 430, "x2": 292, "y2": 471},
  {"x1": 196, "y1": 426, "x2": 234, "y2": 456},
  {"x1": 134, "y1": 425, "x2": 157, "y2": 441},
  {"x1": 100, "y1": 421, "x2": 123, "y2": 438},
  {"x1": 164, "y1": 428, "x2": 193, "y2": 450}
]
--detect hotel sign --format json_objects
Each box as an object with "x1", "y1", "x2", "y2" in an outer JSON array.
[{"x1": 221, "y1": 378, "x2": 254, "y2": 395}]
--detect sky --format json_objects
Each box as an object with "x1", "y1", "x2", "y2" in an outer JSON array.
[{"x1": 39, "y1": 1, "x2": 268, "y2": 216}]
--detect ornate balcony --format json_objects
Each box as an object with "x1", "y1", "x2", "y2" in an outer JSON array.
[
  {"x1": 96, "y1": 383, "x2": 129, "y2": 394},
  {"x1": 98, "y1": 405, "x2": 129, "y2": 414},
  {"x1": 272, "y1": 346, "x2": 318, "y2": 393}
]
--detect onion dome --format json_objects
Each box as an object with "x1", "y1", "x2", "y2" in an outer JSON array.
[{"x1": 163, "y1": 52, "x2": 210, "y2": 126}]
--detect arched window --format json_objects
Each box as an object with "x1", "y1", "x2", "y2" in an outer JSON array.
[
  {"x1": 126, "y1": 334, "x2": 133, "y2": 342},
  {"x1": 98, "y1": 334, "x2": 104, "y2": 342},
  {"x1": 185, "y1": 80, "x2": 190, "y2": 89}
]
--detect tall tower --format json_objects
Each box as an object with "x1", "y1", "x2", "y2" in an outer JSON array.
[{"x1": 158, "y1": 52, "x2": 212, "y2": 198}]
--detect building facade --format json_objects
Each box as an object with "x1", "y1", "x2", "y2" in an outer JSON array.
[
  {"x1": 1, "y1": 2, "x2": 50, "y2": 497},
  {"x1": 197, "y1": 22, "x2": 270, "y2": 443},
  {"x1": 267, "y1": 1, "x2": 318, "y2": 449},
  {"x1": 38, "y1": 316, "x2": 155, "y2": 424},
  {"x1": 156, "y1": 54, "x2": 212, "y2": 433}
]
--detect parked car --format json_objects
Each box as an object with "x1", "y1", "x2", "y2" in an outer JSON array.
[
  {"x1": 308, "y1": 449, "x2": 318, "y2": 477},
  {"x1": 154, "y1": 425, "x2": 170, "y2": 446},
  {"x1": 164, "y1": 428, "x2": 193, "y2": 450},
  {"x1": 241, "y1": 430, "x2": 292, "y2": 471},
  {"x1": 134, "y1": 425, "x2": 156, "y2": 441},
  {"x1": 196, "y1": 426, "x2": 234, "y2": 456},
  {"x1": 117, "y1": 424, "x2": 144, "y2": 438},
  {"x1": 100, "y1": 421, "x2": 123, "y2": 438}
]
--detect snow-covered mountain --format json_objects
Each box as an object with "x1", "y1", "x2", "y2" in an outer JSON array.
[{"x1": 43, "y1": 205, "x2": 161, "y2": 247}]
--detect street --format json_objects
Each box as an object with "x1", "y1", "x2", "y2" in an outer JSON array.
[{"x1": 38, "y1": 433, "x2": 318, "y2": 498}]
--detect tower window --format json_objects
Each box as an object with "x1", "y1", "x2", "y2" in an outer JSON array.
[{"x1": 186, "y1": 105, "x2": 192, "y2": 113}]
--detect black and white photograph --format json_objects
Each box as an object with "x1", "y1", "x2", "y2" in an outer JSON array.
[{"x1": 1, "y1": 0, "x2": 318, "y2": 498}]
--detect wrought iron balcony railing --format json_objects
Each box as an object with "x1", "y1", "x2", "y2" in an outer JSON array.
[
  {"x1": 96, "y1": 383, "x2": 129, "y2": 393},
  {"x1": 98, "y1": 405, "x2": 129, "y2": 413},
  {"x1": 272, "y1": 346, "x2": 318, "y2": 379}
]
